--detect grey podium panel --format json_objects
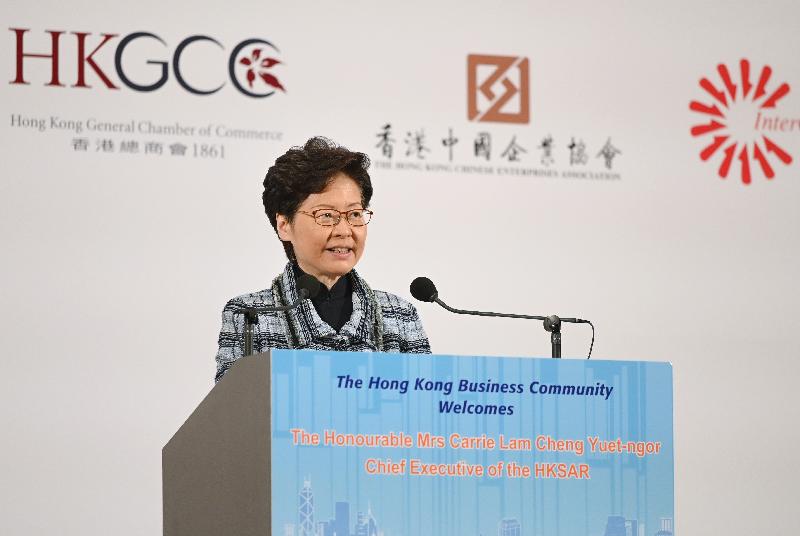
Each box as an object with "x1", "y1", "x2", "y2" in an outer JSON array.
[{"x1": 163, "y1": 351, "x2": 272, "y2": 536}]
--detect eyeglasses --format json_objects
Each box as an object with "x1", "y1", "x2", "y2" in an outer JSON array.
[{"x1": 296, "y1": 208, "x2": 374, "y2": 227}]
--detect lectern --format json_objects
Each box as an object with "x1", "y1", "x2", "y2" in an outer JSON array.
[{"x1": 164, "y1": 349, "x2": 674, "y2": 536}]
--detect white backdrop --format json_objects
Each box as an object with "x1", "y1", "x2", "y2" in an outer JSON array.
[{"x1": 2, "y1": 1, "x2": 799, "y2": 534}]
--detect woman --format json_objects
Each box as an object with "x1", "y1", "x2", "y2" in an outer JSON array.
[{"x1": 215, "y1": 137, "x2": 431, "y2": 381}]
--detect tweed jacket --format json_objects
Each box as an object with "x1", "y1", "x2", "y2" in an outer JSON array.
[{"x1": 215, "y1": 263, "x2": 431, "y2": 381}]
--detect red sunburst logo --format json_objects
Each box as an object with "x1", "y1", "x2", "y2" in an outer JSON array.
[{"x1": 690, "y1": 60, "x2": 792, "y2": 184}]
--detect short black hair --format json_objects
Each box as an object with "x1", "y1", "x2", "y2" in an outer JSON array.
[{"x1": 262, "y1": 136, "x2": 373, "y2": 260}]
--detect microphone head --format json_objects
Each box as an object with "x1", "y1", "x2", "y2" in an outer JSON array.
[
  {"x1": 410, "y1": 277, "x2": 438, "y2": 302},
  {"x1": 297, "y1": 274, "x2": 322, "y2": 300}
]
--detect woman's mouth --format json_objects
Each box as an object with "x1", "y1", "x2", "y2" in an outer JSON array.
[{"x1": 327, "y1": 247, "x2": 353, "y2": 257}]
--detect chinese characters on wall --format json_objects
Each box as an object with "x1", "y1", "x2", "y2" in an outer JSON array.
[{"x1": 373, "y1": 124, "x2": 622, "y2": 175}]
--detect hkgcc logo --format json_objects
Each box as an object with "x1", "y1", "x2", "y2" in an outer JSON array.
[
  {"x1": 9, "y1": 28, "x2": 286, "y2": 98},
  {"x1": 467, "y1": 54, "x2": 529, "y2": 124},
  {"x1": 690, "y1": 59, "x2": 794, "y2": 184}
]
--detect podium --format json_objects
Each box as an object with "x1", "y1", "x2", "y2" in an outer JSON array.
[{"x1": 163, "y1": 349, "x2": 674, "y2": 536}]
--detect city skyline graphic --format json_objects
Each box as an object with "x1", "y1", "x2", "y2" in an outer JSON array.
[{"x1": 284, "y1": 478, "x2": 675, "y2": 536}]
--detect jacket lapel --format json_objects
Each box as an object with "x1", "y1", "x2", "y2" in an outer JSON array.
[
  {"x1": 280, "y1": 263, "x2": 377, "y2": 350},
  {"x1": 340, "y1": 271, "x2": 378, "y2": 349}
]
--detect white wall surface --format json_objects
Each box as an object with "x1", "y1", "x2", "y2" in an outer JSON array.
[{"x1": 1, "y1": 1, "x2": 798, "y2": 534}]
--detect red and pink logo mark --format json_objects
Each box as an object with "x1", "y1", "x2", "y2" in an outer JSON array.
[
  {"x1": 690, "y1": 60, "x2": 793, "y2": 184},
  {"x1": 237, "y1": 47, "x2": 284, "y2": 92}
]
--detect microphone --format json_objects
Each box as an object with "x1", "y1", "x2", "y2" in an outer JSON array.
[
  {"x1": 409, "y1": 276, "x2": 438, "y2": 302},
  {"x1": 240, "y1": 273, "x2": 321, "y2": 317},
  {"x1": 409, "y1": 276, "x2": 594, "y2": 358},
  {"x1": 239, "y1": 273, "x2": 322, "y2": 356},
  {"x1": 299, "y1": 274, "x2": 322, "y2": 298}
]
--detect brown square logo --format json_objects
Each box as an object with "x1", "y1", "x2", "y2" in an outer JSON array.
[{"x1": 467, "y1": 54, "x2": 530, "y2": 124}]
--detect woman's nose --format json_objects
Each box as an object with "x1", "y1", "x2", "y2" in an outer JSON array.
[{"x1": 331, "y1": 217, "x2": 352, "y2": 237}]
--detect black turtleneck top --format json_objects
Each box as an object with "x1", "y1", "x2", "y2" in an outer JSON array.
[{"x1": 293, "y1": 265, "x2": 353, "y2": 332}]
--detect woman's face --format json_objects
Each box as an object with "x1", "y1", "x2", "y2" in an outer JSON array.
[{"x1": 277, "y1": 172, "x2": 368, "y2": 288}]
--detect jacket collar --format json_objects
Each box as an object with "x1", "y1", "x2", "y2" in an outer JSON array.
[{"x1": 278, "y1": 263, "x2": 378, "y2": 349}]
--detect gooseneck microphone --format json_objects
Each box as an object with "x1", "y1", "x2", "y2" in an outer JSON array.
[
  {"x1": 410, "y1": 276, "x2": 594, "y2": 359},
  {"x1": 239, "y1": 274, "x2": 322, "y2": 356}
]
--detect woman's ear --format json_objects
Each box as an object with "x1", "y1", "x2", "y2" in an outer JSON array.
[{"x1": 276, "y1": 214, "x2": 292, "y2": 241}]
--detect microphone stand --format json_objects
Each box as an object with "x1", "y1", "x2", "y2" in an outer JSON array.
[
  {"x1": 238, "y1": 293, "x2": 311, "y2": 357},
  {"x1": 433, "y1": 298, "x2": 583, "y2": 359},
  {"x1": 544, "y1": 315, "x2": 561, "y2": 358},
  {"x1": 243, "y1": 310, "x2": 258, "y2": 357}
]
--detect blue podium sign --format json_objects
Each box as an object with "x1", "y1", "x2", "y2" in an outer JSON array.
[{"x1": 270, "y1": 350, "x2": 674, "y2": 536}]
